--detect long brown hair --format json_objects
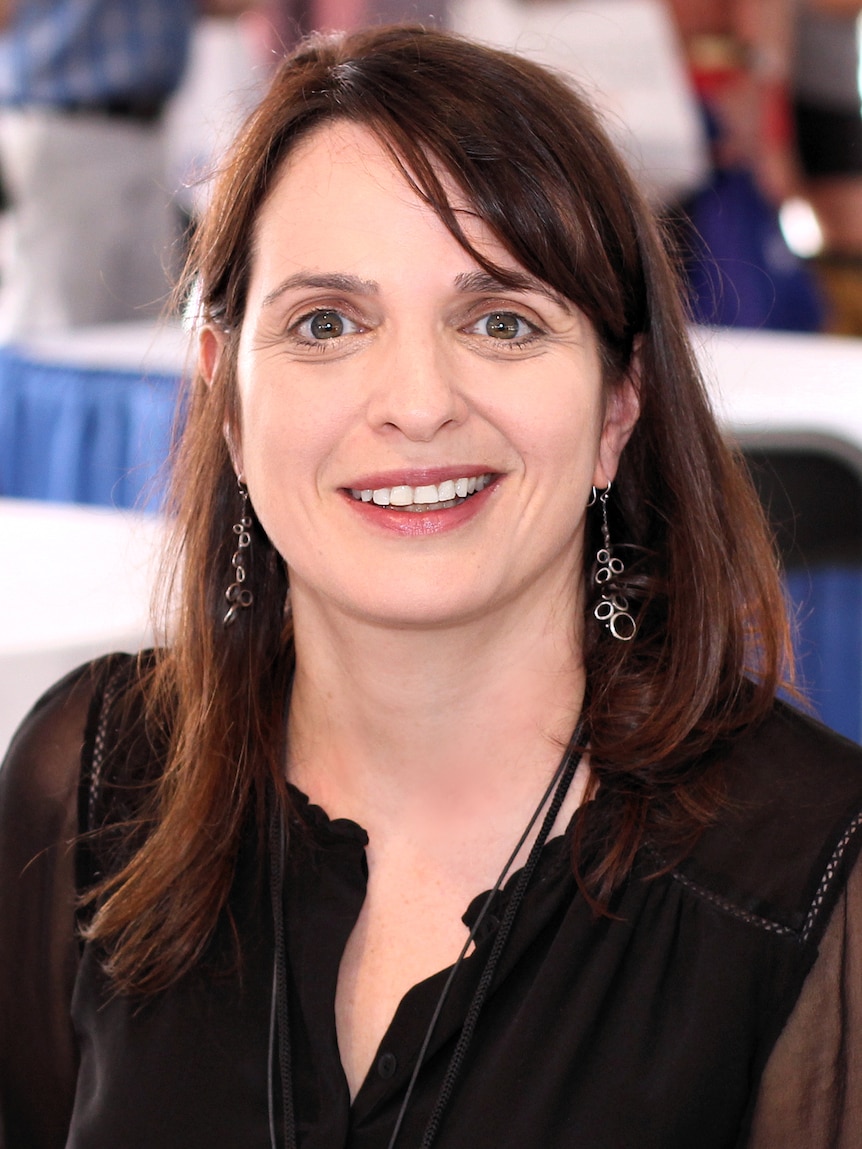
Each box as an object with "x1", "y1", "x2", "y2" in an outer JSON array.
[{"x1": 85, "y1": 25, "x2": 791, "y2": 992}]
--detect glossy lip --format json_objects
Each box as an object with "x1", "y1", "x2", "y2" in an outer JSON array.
[{"x1": 340, "y1": 472, "x2": 500, "y2": 536}]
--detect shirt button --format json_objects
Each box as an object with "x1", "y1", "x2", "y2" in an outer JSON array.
[{"x1": 377, "y1": 1051, "x2": 398, "y2": 1079}]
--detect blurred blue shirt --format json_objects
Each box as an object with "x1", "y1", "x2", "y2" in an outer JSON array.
[{"x1": 0, "y1": 0, "x2": 196, "y2": 107}]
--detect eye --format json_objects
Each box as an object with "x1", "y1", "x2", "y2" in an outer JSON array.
[
  {"x1": 295, "y1": 309, "x2": 361, "y2": 341},
  {"x1": 469, "y1": 311, "x2": 538, "y2": 342}
]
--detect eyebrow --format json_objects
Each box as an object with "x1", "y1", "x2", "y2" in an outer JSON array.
[
  {"x1": 453, "y1": 270, "x2": 572, "y2": 311},
  {"x1": 262, "y1": 272, "x2": 380, "y2": 308},
  {"x1": 261, "y1": 268, "x2": 571, "y2": 310}
]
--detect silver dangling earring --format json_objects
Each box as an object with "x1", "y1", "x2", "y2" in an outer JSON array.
[
  {"x1": 592, "y1": 482, "x2": 636, "y2": 642},
  {"x1": 223, "y1": 477, "x2": 254, "y2": 627}
]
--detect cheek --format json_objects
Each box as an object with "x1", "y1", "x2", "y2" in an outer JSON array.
[
  {"x1": 235, "y1": 371, "x2": 359, "y2": 518},
  {"x1": 495, "y1": 387, "x2": 605, "y2": 484}
]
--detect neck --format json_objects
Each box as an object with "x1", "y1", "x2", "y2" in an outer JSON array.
[{"x1": 286, "y1": 589, "x2": 587, "y2": 831}]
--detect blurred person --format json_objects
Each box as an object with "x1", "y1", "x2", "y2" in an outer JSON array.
[
  {"x1": 668, "y1": 0, "x2": 826, "y2": 329},
  {"x1": 667, "y1": 0, "x2": 796, "y2": 200},
  {"x1": 792, "y1": 0, "x2": 862, "y2": 334},
  {"x1": 0, "y1": 0, "x2": 261, "y2": 339}
]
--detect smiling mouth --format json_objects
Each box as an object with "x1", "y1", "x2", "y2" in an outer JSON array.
[{"x1": 348, "y1": 473, "x2": 494, "y2": 512}]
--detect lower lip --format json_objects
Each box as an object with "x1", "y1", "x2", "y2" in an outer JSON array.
[{"x1": 341, "y1": 481, "x2": 497, "y2": 535}]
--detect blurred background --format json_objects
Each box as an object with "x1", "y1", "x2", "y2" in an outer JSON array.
[{"x1": 1, "y1": 0, "x2": 861, "y2": 750}]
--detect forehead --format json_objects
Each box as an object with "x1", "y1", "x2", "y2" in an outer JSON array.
[{"x1": 247, "y1": 120, "x2": 507, "y2": 281}]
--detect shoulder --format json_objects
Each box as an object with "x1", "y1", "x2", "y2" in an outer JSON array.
[
  {"x1": 1, "y1": 656, "x2": 118, "y2": 812},
  {"x1": 0, "y1": 652, "x2": 155, "y2": 841},
  {"x1": 671, "y1": 700, "x2": 862, "y2": 945},
  {"x1": 2, "y1": 650, "x2": 168, "y2": 903},
  {"x1": 71, "y1": 650, "x2": 166, "y2": 879}
]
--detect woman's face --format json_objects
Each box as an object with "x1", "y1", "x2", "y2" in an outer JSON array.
[{"x1": 211, "y1": 121, "x2": 638, "y2": 633}]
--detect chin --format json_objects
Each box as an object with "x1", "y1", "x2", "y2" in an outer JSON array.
[{"x1": 291, "y1": 574, "x2": 507, "y2": 632}]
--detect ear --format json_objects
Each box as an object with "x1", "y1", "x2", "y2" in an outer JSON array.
[
  {"x1": 199, "y1": 324, "x2": 244, "y2": 478},
  {"x1": 199, "y1": 324, "x2": 224, "y2": 388},
  {"x1": 593, "y1": 359, "x2": 641, "y2": 489}
]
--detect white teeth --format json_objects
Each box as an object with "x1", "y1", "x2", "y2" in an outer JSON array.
[
  {"x1": 389, "y1": 485, "x2": 413, "y2": 506},
  {"x1": 350, "y1": 473, "x2": 494, "y2": 509},
  {"x1": 413, "y1": 484, "x2": 440, "y2": 504}
]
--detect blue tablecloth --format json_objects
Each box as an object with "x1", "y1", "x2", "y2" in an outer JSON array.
[
  {"x1": 786, "y1": 567, "x2": 862, "y2": 744},
  {"x1": 0, "y1": 347, "x2": 180, "y2": 511}
]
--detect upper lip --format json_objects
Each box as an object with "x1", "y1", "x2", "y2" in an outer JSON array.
[{"x1": 343, "y1": 466, "x2": 496, "y2": 490}]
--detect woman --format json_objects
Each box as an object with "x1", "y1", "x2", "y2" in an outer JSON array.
[{"x1": 1, "y1": 25, "x2": 861, "y2": 1149}]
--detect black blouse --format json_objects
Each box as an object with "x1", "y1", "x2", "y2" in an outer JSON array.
[{"x1": 2, "y1": 654, "x2": 862, "y2": 1149}]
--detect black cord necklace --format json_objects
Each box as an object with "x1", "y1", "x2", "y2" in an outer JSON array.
[
  {"x1": 269, "y1": 811, "x2": 297, "y2": 1149},
  {"x1": 268, "y1": 723, "x2": 585, "y2": 1149}
]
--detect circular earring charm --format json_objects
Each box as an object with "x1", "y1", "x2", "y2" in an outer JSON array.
[
  {"x1": 591, "y1": 483, "x2": 636, "y2": 642},
  {"x1": 224, "y1": 478, "x2": 255, "y2": 627}
]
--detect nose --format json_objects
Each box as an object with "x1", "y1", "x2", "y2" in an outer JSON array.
[{"x1": 366, "y1": 333, "x2": 468, "y2": 442}]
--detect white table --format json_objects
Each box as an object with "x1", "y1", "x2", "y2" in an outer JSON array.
[
  {"x1": 0, "y1": 499, "x2": 163, "y2": 757},
  {"x1": 696, "y1": 326, "x2": 862, "y2": 471}
]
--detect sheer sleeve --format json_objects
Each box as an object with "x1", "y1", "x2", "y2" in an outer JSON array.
[
  {"x1": 0, "y1": 664, "x2": 101, "y2": 1149},
  {"x1": 747, "y1": 847, "x2": 862, "y2": 1147}
]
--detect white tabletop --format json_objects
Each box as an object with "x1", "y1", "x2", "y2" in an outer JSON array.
[
  {"x1": 695, "y1": 326, "x2": 862, "y2": 470},
  {"x1": 11, "y1": 319, "x2": 191, "y2": 374},
  {"x1": 0, "y1": 499, "x2": 164, "y2": 756}
]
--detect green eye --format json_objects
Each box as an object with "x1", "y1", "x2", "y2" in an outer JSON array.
[{"x1": 308, "y1": 310, "x2": 346, "y2": 339}]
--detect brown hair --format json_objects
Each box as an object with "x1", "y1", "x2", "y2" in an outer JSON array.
[{"x1": 85, "y1": 25, "x2": 791, "y2": 991}]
